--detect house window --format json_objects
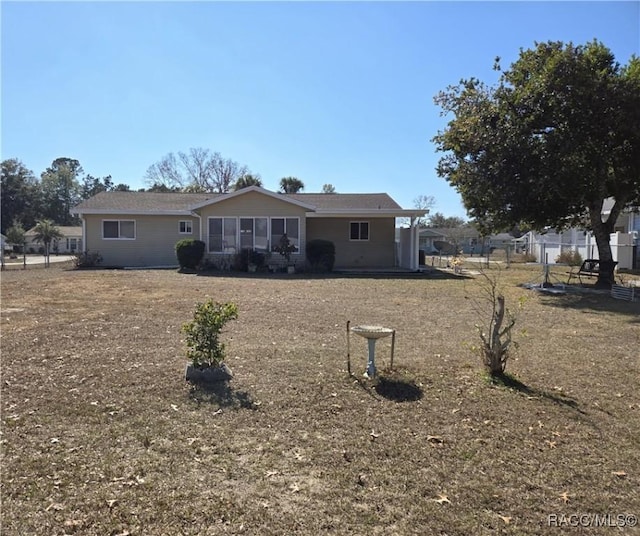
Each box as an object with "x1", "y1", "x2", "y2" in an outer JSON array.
[
  {"x1": 350, "y1": 221, "x2": 369, "y2": 241},
  {"x1": 103, "y1": 220, "x2": 135, "y2": 239},
  {"x1": 208, "y1": 217, "x2": 237, "y2": 253},
  {"x1": 179, "y1": 220, "x2": 193, "y2": 234},
  {"x1": 66, "y1": 238, "x2": 81, "y2": 252},
  {"x1": 240, "y1": 217, "x2": 269, "y2": 251},
  {"x1": 270, "y1": 217, "x2": 299, "y2": 252}
]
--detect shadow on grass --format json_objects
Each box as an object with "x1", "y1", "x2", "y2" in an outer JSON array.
[
  {"x1": 489, "y1": 373, "x2": 585, "y2": 414},
  {"x1": 374, "y1": 376, "x2": 424, "y2": 402},
  {"x1": 188, "y1": 381, "x2": 256, "y2": 410},
  {"x1": 194, "y1": 268, "x2": 473, "y2": 281},
  {"x1": 350, "y1": 369, "x2": 424, "y2": 403},
  {"x1": 536, "y1": 289, "x2": 640, "y2": 320}
]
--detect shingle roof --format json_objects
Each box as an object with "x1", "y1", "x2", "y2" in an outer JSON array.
[
  {"x1": 288, "y1": 193, "x2": 401, "y2": 210},
  {"x1": 72, "y1": 191, "x2": 219, "y2": 212},
  {"x1": 72, "y1": 189, "x2": 405, "y2": 213}
]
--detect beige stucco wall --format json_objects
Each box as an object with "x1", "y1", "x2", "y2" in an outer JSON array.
[
  {"x1": 306, "y1": 217, "x2": 396, "y2": 268},
  {"x1": 83, "y1": 214, "x2": 199, "y2": 267}
]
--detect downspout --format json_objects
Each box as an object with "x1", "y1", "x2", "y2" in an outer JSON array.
[
  {"x1": 191, "y1": 211, "x2": 203, "y2": 244},
  {"x1": 81, "y1": 217, "x2": 86, "y2": 253}
]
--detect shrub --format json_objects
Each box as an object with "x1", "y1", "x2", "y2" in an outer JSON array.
[
  {"x1": 556, "y1": 249, "x2": 583, "y2": 266},
  {"x1": 182, "y1": 300, "x2": 239, "y2": 368},
  {"x1": 468, "y1": 269, "x2": 524, "y2": 377},
  {"x1": 73, "y1": 250, "x2": 103, "y2": 268},
  {"x1": 232, "y1": 249, "x2": 266, "y2": 272},
  {"x1": 175, "y1": 239, "x2": 205, "y2": 270},
  {"x1": 306, "y1": 239, "x2": 335, "y2": 272}
]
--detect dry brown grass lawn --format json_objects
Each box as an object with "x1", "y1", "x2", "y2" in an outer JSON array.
[{"x1": 1, "y1": 262, "x2": 639, "y2": 535}]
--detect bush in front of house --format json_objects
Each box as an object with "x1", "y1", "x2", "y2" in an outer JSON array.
[
  {"x1": 74, "y1": 250, "x2": 103, "y2": 268},
  {"x1": 306, "y1": 239, "x2": 335, "y2": 272},
  {"x1": 175, "y1": 239, "x2": 205, "y2": 270}
]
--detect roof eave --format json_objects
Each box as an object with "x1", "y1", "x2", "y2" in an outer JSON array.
[
  {"x1": 71, "y1": 209, "x2": 193, "y2": 216},
  {"x1": 307, "y1": 209, "x2": 427, "y2": 218}
]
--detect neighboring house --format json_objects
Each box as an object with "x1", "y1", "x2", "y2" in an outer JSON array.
[
  {"x1": 70, "y1": 186, "x2": 426, "y2": 270},
  {"x1": 419, "y1": 227, "x2": 483, "y2": 255},
  {"x1": 25, "y1": 226, "x2": 83, "y2": 254},
  {"x1": 1, "y1": 234, "x2": 10, "y2": 253}
]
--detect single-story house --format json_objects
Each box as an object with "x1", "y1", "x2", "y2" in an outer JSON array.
[
  {"x1": 25, "y1": 226, "x2": 83, "y2": 254},
  {"x1": 70, "y1": 186, "x2": 426, "y2": 270}
]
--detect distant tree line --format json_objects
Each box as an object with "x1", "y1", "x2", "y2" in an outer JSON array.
[
  {"x1": 2, "y1": 148, "x2": 315, "y2": 235},
  {"x1": 1, "y1": 157, "x2": 130, "y2": 234}
]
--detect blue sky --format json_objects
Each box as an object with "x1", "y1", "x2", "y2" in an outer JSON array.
[{"x1": 2, "y1": 1, "x2": 638, "y2": 218}]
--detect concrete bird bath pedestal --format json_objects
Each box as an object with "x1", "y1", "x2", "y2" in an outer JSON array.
[{"x1": 350, "y1": 325, "x2": 395, "y2": 378}]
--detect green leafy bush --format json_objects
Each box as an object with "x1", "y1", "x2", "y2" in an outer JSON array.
[
  {"x1": 73, "y1": 250, "x2": 103, "y2": 268},
  {"x1": 175, "y1": 239, "x2": 205, "y2": 270},
  {"x1": 306, "y1": 239, "x2": 335, "y2": 272},
  {"x1": 556, "y1": 249, "x2": 583, "y2": 266},
  {"x1": 182, "y1": 300, "x2": 239, "y2": 368}
]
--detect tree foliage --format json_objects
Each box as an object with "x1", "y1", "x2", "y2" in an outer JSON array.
[
  {"x1": 31, "y1": 219, "x2": 64, "y2": 267},
  {"x1": 145, "y1": 148, "x2": 251, "y2": 193},
  {"x1": 279, "y1": 177, "x2": 305, "y2": 193},
  {"x1": 433, "y1": 40, "x2": 640, "y2": 287},
  {"x1": 1, "y1": 159, "x2": 41, "y2": 233},
  {"x1": 427, "y1": 212, "x2": 467, "y2": 228},
  {"x1": 5, "y1": 221, "x2": 27, "y2": 248},
  {"x1": 233, "y1": 174, "x2": 263, "y2": 190},
  {"x1": 40, "y1": 158, "x2": 83, "y2": 225},
  {"x1": 321, "y1": 183, "x2": 336, "y2": 194},
  {"x1": 2, "y1": 157, "x2": 130, "y2": 232}
]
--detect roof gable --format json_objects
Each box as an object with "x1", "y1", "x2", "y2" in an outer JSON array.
[{"x1": 189, "y1": 186, "x2": 316, "y2": 211}]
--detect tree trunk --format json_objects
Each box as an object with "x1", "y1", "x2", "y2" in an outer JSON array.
[
  {"x1": 589, "y1": 205, "x2": 616, "y2": 289},
  {"x1": 489, "y1": 296, "x2": 506, "y2": 376}
]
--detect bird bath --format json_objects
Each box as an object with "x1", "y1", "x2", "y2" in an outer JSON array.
[{"x1": 350, "y1": 325, "x2": 394, "y2": 378}]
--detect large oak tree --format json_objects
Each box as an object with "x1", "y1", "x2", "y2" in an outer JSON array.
[{"x1": 433, "y1": 41, "x2": 640, "y2": 287}]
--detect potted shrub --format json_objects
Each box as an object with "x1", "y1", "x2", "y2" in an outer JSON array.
[
  {"x1": 248, "y1": 249, "x2": 266, "y2": 272},
  {"x1": 274, "y1": 233, "x2": 297, "y2": 273},
  {"x1": 183, "y1": 299, "x2": 239, "y2": 383}
]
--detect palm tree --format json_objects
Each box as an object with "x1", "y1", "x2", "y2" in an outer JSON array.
[
  {"x1": 233, "y1": 174, "x2": 263, "y2": 191},
  {"x1": 279, "y1": 177, "x2": 305, "y2": 193},
  {"x1": 32, "y1": 219, "x2": 63, "y2": 267}
]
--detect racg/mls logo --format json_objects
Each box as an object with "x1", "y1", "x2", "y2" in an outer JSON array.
[{"x1": 548, "y1": 513, "x2": 638, "y2": 528}]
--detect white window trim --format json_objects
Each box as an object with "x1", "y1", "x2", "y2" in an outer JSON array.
[
  {"x1": 239, "y1": 216, "x2": 270, "y2": 252},
  {"x1": 205, "y1": 216, "x2": 301, "y2": 254},
  {"x1": 349, "y1": 221, "x2": 370, "y2": 241},
  {"x1": 207, "y1": 216, "x2": 238, "y2": 254},
  {"x1": 179, "y1": 220, "x2": 193, "y2": 234},
  {"x1": 270, "y1": 216, "x2": 300, "y2": 253},
  {"x1": 102, "y1": 219, "x2": 136, "y2": 240}
]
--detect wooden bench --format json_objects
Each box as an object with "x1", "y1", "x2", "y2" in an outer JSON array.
[{"x1": 566, "y1": 259, "x2": 617, "y2": 285}]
